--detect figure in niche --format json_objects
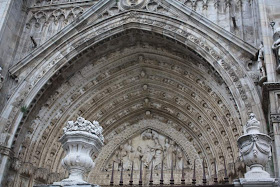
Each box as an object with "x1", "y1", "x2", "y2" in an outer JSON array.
[
  {"x1": 164, "y1": 139, "x2": 176, "y2": 169},
  {"x1": 257, "y1": 42, "x2": 267, "y2": 85},
  {"x1": 272, "y1": 37, "x2": 280, "y2": 73}
]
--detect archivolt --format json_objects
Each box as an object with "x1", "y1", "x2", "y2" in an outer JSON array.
[{"x1": 2, "y1": 8, "x2": 259, "y2": 184}]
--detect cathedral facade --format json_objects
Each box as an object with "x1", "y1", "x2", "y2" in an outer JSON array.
[{"x1": 0, "y1": 0, "x2": 280, "y2": 186}]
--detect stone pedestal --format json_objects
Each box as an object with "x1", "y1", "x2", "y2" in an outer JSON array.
[
  {"x1": 234, "y1": 178, "x2": 278, "y2": 187},
  {"x1": 35, "y1": 117, "x2": 104, "y2": 187},
  {"x1": 235, "y1": 114, "x2": 278, "y2": 187}
]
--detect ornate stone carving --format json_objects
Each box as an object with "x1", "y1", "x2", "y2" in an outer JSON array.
[
  {"x1": 118, "y1": 0, "x2": 149, "y2": 11},
  {"x1": 63, "y1": 116, "x2": 104, "y2": 143},
  {"x1": 106, "y1": 129, "x2": 188, "y2": 171},
  {"x1": 54, "y1": 117, "x2": 104, "y2": 185},
  {"x1": 245, "y1": 113, "x2": 260, "y2": 134},
  {"x1": 237, "y1": 113, "x2": 272, "y2": 180}
]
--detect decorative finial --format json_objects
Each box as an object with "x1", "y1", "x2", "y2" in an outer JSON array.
[
  {"x1": 245, "y1": 113, "x2": 260, "y2": 134},
  {"x1": 63, "y1": 116, "x2": 104, "y2": 142}
]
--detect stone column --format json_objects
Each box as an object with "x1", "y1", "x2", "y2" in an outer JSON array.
[
  {"x1": 270, "y1": 114, "x2": 280, "y2": 178},
  {"x1": 258, "y1": 0, "x2": 277, "y2": 82}
]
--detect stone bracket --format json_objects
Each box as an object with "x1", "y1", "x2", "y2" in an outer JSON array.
[{"x1": 270, "y1": 114, "x2": 280, "y2": 123}]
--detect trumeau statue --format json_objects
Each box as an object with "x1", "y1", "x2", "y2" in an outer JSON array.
[
  {"x1": 63, "y1": 116, "x2": 104, "y2": 142},
  {"x1": 106, "y1": 129, "x2": 188, "y2": 171}
]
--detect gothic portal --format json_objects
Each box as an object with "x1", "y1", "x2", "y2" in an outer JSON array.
[{"x1": 0, "y1": 0, "x2": 280, "y2": 186}]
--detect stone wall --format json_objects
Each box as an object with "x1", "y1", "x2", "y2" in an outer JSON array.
[{"x1": 0, "y1": 0, "x2": 28, "y2": 116}]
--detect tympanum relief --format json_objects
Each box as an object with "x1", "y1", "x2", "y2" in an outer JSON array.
[{"x1": 105, "y1": 129, "x2": 189, "y2": 172}]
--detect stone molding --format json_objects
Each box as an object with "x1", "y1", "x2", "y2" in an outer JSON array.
[{"x1": 0, "y1": 145, "x2": 14, "y2": 158}]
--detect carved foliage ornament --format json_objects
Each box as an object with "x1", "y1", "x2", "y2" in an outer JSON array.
[
  {"x1": 118, "y1": 0, "x2": 149, "y2": 11},
  {"x1": 63, "y1": 116, "x2": 104, "y2": 143}
]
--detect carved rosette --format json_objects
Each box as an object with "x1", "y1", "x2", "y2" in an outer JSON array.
[
  {"x1": 237, "y1": 114, "x2": 272, "y2": 179},
  {"x1": 54, "y1": 117, "x2": 104, "y2": 185},
  {"x1": 118, "y1": 0, "x2": 149, "y2": 11}
]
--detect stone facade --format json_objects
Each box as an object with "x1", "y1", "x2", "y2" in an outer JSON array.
[{"x1": 0, "y1": 0, "x2": 279, "y2": 186}]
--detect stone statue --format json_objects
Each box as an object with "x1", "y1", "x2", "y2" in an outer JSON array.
[
  {"x1": 119, "y1": 144, "x2": 130, "y2": 169},
  {"x1": 164, "y1": 139, "x2": 176, "y2": 169},
  {"x1": 0, "y1": 66, "x2": 4, "y2": 90},
  {"x1": 176, "y1": 146, "x2": 184, "y2": 170},
  {"x1": 148, "y1": 137, "x2": 164, "y2": 170},
  {"x1": 257, "y1": 43, "x2": 267, "y2": 84},
  {"x1": 272, "y1": 37, "x2": 280, "y2": 73}
]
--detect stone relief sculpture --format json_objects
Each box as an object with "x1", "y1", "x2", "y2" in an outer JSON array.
[
  {"x1": 106, "y1": 129, "x2": 187, "y2": 171},
  {"x1": 0, "y1": 66, "x2": 4, "y2": 90},
  {"x1": 257, "y1": 43, "x2": 267, "y2": 85}
]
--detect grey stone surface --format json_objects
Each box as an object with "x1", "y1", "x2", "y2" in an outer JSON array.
[{"x1": 0, "y1": 0, "x2": 279, "y2": 186}]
